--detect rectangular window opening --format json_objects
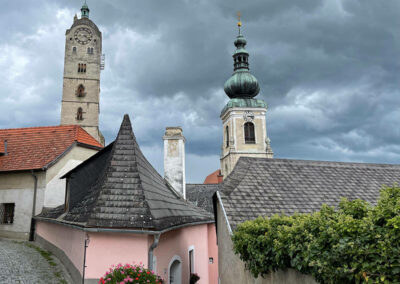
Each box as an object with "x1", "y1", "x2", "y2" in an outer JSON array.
[
  {"x1": 189, "y1": 249, "x2": 194, "y2": 275},
  {"x1": 0, "y1": 203, "x2": 15, "y2": 224}
]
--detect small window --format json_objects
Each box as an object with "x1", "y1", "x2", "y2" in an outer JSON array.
[
  {"x1": 77, "y1": 107, "x2": 83, "y2": 120},
  {"x1": 0, "y1": 203, "x2": 15, "y2": 224},
  {"x1": 225, "y1": 126, "x2": 229, "y2": 147},
  {"x1": 72, "y1": 47, "x2": 77, "y2": 53},
  {"x1": 244, "y1": 122, "x2": 255, "y2": 144},
  {"x1": 76, "y1": 84, "x2": 85, "y2": 97}
]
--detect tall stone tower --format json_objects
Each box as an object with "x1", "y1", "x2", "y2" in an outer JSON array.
[
  {"x1": 220, "y1": 21, "x2": 273, "y2": 178},
  {"x1": 60, "y1": 2, "x2": 104, "y2": 145}
]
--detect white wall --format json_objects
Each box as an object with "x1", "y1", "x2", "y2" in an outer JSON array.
[
  {"x1": 0, "y1": 179, "x2": 45, "y2": 239},
  {"x1": 44, "y1": 146, "x2": 99, "y2": 207}
]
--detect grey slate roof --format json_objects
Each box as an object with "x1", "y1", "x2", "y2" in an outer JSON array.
[
  {"x1": 38, "y1": 115, "x2": 212, "y2": 231},
  {"x1": 218, "y1": 157, "x2": 400, "y2": 231},
  {"x1": 186, "y1": 184, "x2": 220, "y2": 213}
]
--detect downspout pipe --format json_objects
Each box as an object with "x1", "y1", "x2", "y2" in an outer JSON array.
[
  {"x1": 29, "y1": 170, "x2": 38, "y2": 241},
  {"x1": 148, "y1": 234, "x2": 160, "y2": 271}
]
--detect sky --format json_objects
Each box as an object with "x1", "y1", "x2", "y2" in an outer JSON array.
[{"x1": 2, "y1": 0, "x2": 400, "y2": 183}]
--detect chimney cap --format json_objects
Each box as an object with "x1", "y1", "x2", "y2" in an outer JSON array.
[{"x1": 164, "y1": 127, "x2": 183, "y2": 137}]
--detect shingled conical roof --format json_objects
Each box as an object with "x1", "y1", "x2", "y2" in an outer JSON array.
[{"x1": 40, "y1": 115, "x2": 212, "y2": 231}]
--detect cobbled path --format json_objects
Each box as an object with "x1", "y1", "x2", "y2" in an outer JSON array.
[{"x1": 0, "y1": 238, "x2": 73, "y2": 284}]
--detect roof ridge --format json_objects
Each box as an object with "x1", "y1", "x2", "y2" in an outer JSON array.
[
  {"x1": 250, "y1": 157, "x2": 400, "y2": 168},
  {"x1": 0, "y1": 125, "x2": 76, "y2": 132}
]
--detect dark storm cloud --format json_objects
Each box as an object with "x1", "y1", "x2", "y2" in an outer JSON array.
[{"x1": 2, "y1": 0, "x2": 400, "y2": 181}]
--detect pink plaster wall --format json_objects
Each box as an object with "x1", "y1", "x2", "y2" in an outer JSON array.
[
  {"x1": 37, "y1": 221, "x2": 218, "y2": 283},
  {"x1": 154, "y1": 224, "x2": 218, "y2": 284},
  {"x1": 36, "y1": 221, "x2": 85, "y2": 275},
  {"x1": 207, "y1": 224, "x2": 218, "y2": 284},
  {"x1": 85, "y1": 232, "x2": 150, "y2": 279}
]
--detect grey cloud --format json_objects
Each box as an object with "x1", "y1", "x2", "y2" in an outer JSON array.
[{"x1": 2, "y1": 0, "x2": 400, "y2": 182}]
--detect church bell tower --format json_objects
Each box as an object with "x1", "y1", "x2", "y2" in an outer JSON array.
[
  {"x1": 60, "y1": 2, "x2": 104, "y2": 145},
  {"x1": 220, "y1": 19, "x2": 273, "y2": 178}
]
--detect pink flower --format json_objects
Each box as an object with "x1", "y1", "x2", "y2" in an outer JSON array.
[{"x1": 121, "y1": 271, "x2": 125, "y2": 274}]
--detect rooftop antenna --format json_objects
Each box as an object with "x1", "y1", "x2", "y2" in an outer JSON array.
[{"x1": 237, "y1": 11, "x2": 242, "y2": 35}]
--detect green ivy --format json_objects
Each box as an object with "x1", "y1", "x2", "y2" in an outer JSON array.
[{"x1": 232, "y1": 185, "x2": 400, "y2": 284}]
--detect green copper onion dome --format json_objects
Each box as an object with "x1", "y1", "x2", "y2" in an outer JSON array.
[
  {"x1": 81, "y1": 1, "x2": 90, "y2": 18},
  {"x1": 224, "y1": 27, "x2": 260, "y2": 99}
]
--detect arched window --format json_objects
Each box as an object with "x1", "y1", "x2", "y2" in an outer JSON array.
[
  {"x1": 72, "y1": 47, "x2": 77, "y2": 53},
  {"x1": 76, "y1": 84, "x2": 85, "y2": 97},
  {"x1": 225, "y1": 126, "x2": 229, "y2": 147},
  {"x1": 244, "y1": 122, "x2": 255, "y2": 144},
  {"x1": 77, "y1": 107, "x2": 83, "y2": 120},
  {"x1": 87, "y1": 47, "x2": 90, "y2": 54},
  {"x1": 168, "y1": 256, "x2": 182, "y2": 284}
]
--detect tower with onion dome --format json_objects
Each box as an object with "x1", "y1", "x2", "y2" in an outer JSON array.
[{"x1": 220, "y1": 16, "x2": 273, "y2": 178}]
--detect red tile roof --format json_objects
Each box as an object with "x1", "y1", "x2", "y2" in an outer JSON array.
[
  {"x1": 0, "y1": 125, "x2": 103, "y2": 172},
  {"x1": 203, "y1": 169, "x2": 223, "y2": 184}
]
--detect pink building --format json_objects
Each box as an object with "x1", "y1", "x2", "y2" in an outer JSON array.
[{"x1": 35, "y1": 115, "x2": 218, "y2": 284}]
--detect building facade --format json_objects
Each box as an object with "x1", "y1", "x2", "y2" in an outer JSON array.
[
  {"x1": 36, "y1": 115, "x2": 218, "y2": 284},
  {"x1": 220, "y1": 23, "x2": 273, "y2": 178},
  {"x1": 60, "y1": 3, "x2": 104, "y2": 145},
  {"x1": 0, "y1": 126, "x2": 102, "y2": 240}
]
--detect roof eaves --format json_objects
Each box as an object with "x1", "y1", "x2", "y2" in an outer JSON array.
[
  {"x1": 42, "y1": 142, "x2": 76, "y2": 171},
  {"x1": 215, "y1": 191, "x2": 232, "y2": 235},
  {"x1": 76, "y1": 141, "x2": 103, "y2": 151}
]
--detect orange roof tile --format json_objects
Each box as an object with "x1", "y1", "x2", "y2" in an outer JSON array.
[
  {"x1": 0, "y1": 125, "x2": 103, "y2": 172},
  {"x1": 203, "y1": 169, "x2": 223, "y2": 184}
]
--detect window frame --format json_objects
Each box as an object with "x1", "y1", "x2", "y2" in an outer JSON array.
[
  {"x1": 244, "y1": 121, "x2": 256, "y2": 144},
  {"x1": 0, "y1": 203, "x2": 15, "y2": 224},
  {"x1": 225, "y1": 125, "x2": 229, "y2": 148}
]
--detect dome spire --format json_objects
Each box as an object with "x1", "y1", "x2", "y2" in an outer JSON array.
[
  {"x1": 81, "y1": 0, "x2": 90, "y2": 18},
  {"x1": 224, "y1": 16, "x2": 260, "y2": 99}
]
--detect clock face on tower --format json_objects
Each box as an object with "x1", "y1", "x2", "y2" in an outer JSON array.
[{"x1": 74, "y1": 27, "x2": 93, "y2": 45}]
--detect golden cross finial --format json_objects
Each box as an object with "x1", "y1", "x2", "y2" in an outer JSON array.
[{"x1": 237, "y1": 11, "x2": 242, "y2": 27}]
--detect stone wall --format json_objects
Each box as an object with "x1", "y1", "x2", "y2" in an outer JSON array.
[
  {"x1": 60, "y1": 18, "x2": 103, "y2": 144},
  {"x1": 217, "y1": 202, "x2": 317, "y2": 284}
]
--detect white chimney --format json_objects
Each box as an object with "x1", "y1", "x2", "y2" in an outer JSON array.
[{"x1": 163, "y1": 127, "x2": 186, "y2": 198}]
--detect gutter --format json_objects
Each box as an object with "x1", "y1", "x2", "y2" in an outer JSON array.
[
  {"x1": 29, "y1": 170, "x2": 38, "y2": 241},
  {"x1": 34, "y1": 217, "x2": 214, "y2": 235},
  {"x1": 148, "y1": 234, "x2": 160, "y2": 271}
]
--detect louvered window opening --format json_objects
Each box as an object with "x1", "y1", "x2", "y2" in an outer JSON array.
[
  {"x1": 0, "y1": 203, "x2": 15, "y2": 224},
  {"x1": 78, "y1": 63, "x2": 87, "y2": 73},
  {"x1": 244, "y1": 122, "x2": 255, "y2": 144}
]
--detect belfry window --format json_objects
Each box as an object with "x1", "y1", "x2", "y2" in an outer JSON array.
[
  {"x1": 72, "y1": 47, "x2": 77, "y2": 53},
  {"x1": 77, "y1": 107, "x2": 83, "y2": 120},
  {"x1": 76, "y1": 84, "x2": 85, "y2": 97},
  {"x1": 78, "y1": 63, "x2": 87, "y2": 73},
  {"x1": 244, "y1": 122, "x2": 255, "y2": 144},
  {"x1": 87, "y1": 47, "x2": 94, "y2": 54},
  {"x1": 226, "y1": 126, "x2": 229, "y2": 147}
]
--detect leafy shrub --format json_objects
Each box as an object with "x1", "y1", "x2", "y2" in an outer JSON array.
[
  {"x1": 98, "y1": 263, "x2": 164, "y2": 284},
  {"x1": 232, "y1": 185, "x2": 400, "y2": 284}
]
